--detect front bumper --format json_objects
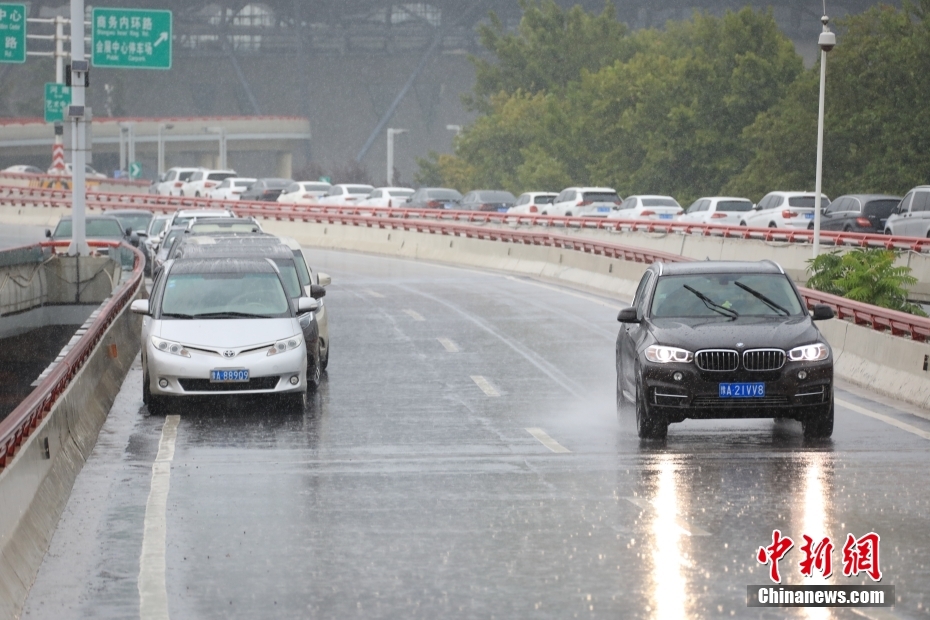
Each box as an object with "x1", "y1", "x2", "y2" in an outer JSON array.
[
  {"x1": 145, "y1": 340, "x2": 307, "y2": 397},
  {"x1": 639, "y1": 358, "x2": 832, "y2": 421}
]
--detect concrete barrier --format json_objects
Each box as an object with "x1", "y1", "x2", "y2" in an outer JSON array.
[
  {"x1": 0, "y1": 245, "x2": 143, "y2": 619},
  {"x1": 261, "y1": 218, "x2": 930, "y2": 411}
]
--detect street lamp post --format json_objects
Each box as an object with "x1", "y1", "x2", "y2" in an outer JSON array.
[
  {"x1": 386, "y1": 128, "x2": 407, "y2": 186},
  {"x1": 812, "y1": 14, "x2": 835, "y2": 258},
  {"x1": 157, "y1": 123, "x2": 174, "y2": 177}
]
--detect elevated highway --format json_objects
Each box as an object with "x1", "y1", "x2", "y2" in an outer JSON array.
[{"x1": 1, "y1": 191, "x2": 929, "y2": 618}]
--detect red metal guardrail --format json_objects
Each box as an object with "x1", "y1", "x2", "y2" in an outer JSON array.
[
  {"x1": 4, "y1": 184, "x2": 930, "y2": 341},
  {"x1": 0, "y1": 240, "x2": 144, "y2": 472},
  {"x1": 2, "y1": 182, "x2": 927, "y2": 252}
]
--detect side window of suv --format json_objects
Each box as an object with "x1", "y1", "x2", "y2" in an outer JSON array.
[
  {"x1": 633, "y1": 272, "x2": 655, "y2": 316},
  {"x1": 912, "y1": 191, "x2": 930, "y2": 212},
  {"x1": 898, "y1": 192, "x2": 913, "y2": 214}
]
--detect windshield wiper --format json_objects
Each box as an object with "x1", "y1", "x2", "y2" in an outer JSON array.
[
  {"x1": 161, "y1": 312, "x2": 195, "y2": 319},
  {"x1": 191, "y1": 311, "x2": 274, "y2": 319},
  {"x1": 683, "y1": 285, "x2": 739, "y2": 319},
  {"x1": 733, "y1": 281, "x2": 791, "y2": 316}
]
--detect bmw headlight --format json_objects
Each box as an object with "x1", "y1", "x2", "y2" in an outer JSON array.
[
  {"x1": 152, "y1": 336, "x2": 191, "y2": 358},
  {"x1": 788, "y1": 343, "x2": 830, "y2": 362},
  {"x1": 267, "y1": 334, "x2": 302, "y2": 356},
  {"x1": 645, "y1": 345, "x2": 693, "y2": 364}
]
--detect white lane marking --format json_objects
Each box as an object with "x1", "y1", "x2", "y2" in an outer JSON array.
[
  {"x1": 437, "y1": 337, "x2": 459, "y2": 352},
  {"x1": 624, "y1": 497, "x2": 711, "y2": 537},
  {"x1": 525, "y1": 428, "x2": 571, "y2": 453},
  {"x1": 403, "y1": 309, "x2": 425, "y2": 321},
  {"x1": 837, "y1": 398, "x2": 930, "y2": 441},
  {"x1": 505, "y1": 276, "x2": 626, "y2": 310},
  {"x1": 139, "y1": 415, "x2": 180, "y2": 620},
  {"x1": 471, "y1": 375, "x2": 500, "y2": 397},
  {"x1": 366, "y1": 289, "x2": 385, "y2": 298}
]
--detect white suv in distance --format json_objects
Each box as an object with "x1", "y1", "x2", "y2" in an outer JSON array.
[
  {"x1": 678, "y1": 197, "x2": 753, "y2": 226},
  {"x1": 884, "y1": 186, "x2": 930, "y2": 237},
  {"x1": 359, "y1": 187, "x2": 415, "y2": 208},
  {"x1": 152, "y1": 167, "x2": 202, "y2": 196},
  {"x1": 740, "y1": 191, "x2": 830, "y2": 228},
  {"x1": 278, "y1": 182, "x2": 334, "y2": 204},
  {"x1": 508, "y1": 192, "x2": 558, "y2": 215},
  {"x1": 323, "y1": 184, "x2": 375, "y2": 205},
  {"x1": 608, "y1": 195, "x2": 682, "y2": 220},
  {"x1": 181, "y1": 169, "x2": 238, "y2": 197},
  {"x1": 550, "y1": 187, "x2": 622, "y2": 217},
  {"x1": 206, "y1": 177, "x2": 256, "y2": 200}
]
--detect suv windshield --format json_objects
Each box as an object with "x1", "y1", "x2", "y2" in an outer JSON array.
[
  {"x1": 161, "y1": 272, "x2": 290, "y2": 318},
  {"x1": 54, "y1": 219, "x2": 124, "y2": 238},
  {"x1": 114, "y1": 214, "x2": 151, "y2": 232},
  {"x1": 651, "y1": 274, "x2": 804, "y2": 318}
]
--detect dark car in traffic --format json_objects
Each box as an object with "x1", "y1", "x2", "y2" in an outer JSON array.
[
  {"x1": 460, "y1": 190, "x2": 517, "y2": 212},
  {"x1": 405, "y1": 188, "x2": 463, "y2": 209},
  {"x1": 239, "y1": 178, "x2": 292, "y2": 202},
  {"x1": 812, "y1": 194, "x2": 901, "y2": 233},
  {"x1": 616, "y1": 260, "x2": 835, "y2": 440},
  {"x1": 46, "y1": 216, "x2": 131, "y2": 243}
]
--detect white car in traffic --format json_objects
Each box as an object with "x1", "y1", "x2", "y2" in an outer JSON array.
[
  {"x1": 152, "y1": 167, "x2": 202, "y2": 196},
  {"x1": 277, "y1": 182, "x2": 334, "y2": 204},
  {"x1": 205, "y1": 177, "x2": 257, "y2": 201},
  {"x1": 550, "y1": 187, "x2": 622, "y2": 217},
  {"x1": 359, "y1": 187, "x2": 415, "y2": 208},
  {"x1": 133, "y1": 257, "x2": 318, "y2": 413},
  {"x1": 740, "y1": 191, "x2": 830, "y2": 228},
  {"x1": 607, "y1": 195, "x2": 682, "y2": 221},
  {"x1": 678, "y1": 197, "x2": 753, "y2": 226},
  {"x1": 181, "y1": 169, "x2": 238, "y2": 197},
  {"x1": 322, "y1": 184, "x2": 375, "y2": 205},
  {"x1": 508, "y1": 192, "x2": 558, "y2": 215}
]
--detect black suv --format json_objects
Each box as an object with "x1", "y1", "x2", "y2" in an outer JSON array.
[{"x1": 616, "y1": 260, "x2": 835, "y2": 439}]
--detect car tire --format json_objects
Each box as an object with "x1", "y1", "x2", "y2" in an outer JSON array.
[
  {"x1": 195, "y1": 191, "x2": 201, "y2": 197},
  {"x1": 635, "y1": 382, "x2": 667, "y2": 440},
  {"x1": 307, "y1": 341, "x2": 323, "y2": 392},
  {"x1": 739, "y1": 221, "x2": 747, "y2": 226},
  {"x1": 566, "y1": 211, "x2": 573, "y2": 217},
  {"x1": 884, "y1": 229, "x2": 892, "y2": 235},
  {"x1": 808, "y1": 223, "x2": 814, "y2": 230},
  {"x1": 843, "y1": 225, "x2": 852, "y2": 232},
  {"x1": 320, "y1": 343, "x2": 329, "y2": 371},
  {"x1": 768, "y1": 222, "x2": 777, "y2": 228},
  {"x1": 143, "y1": 369, "x2": 166, "y2": 415},
  {"x1": 541, "y1": 211, "x2": 548, "y2": 216},
  {"x1": 802, "y1": 401, "x2": 834, "y2": 439}
]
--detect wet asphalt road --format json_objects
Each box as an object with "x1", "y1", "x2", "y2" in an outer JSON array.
[{"x1": 20, "y1": 247, "x2": 930, "y2": 619}]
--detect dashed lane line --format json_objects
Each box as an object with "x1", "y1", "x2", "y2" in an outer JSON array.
[
  {"x1": 139, "y1": 414, "x2": 180, "y2": 620},
  {"x1": 624, "y1": 497, "x2": 711, "y2": 537},
  {"x1": 525, "y1": 428, "x2": 571, "y2": 453},
  {"x1": 837, "y1": 398, "x2": 930, "y2": 441},
  {"x1": 403, "y1": 309, "x2": 425, "y2": 321},
  {"x1": 366, "y1": 289, "x2": 385, "y2": 298},
  {"x1": 437, "y1": 338, "x2": 459, "y2": 352},
  {"x1": 471, "y1": 375, "x2": 500, "y2": 397}
]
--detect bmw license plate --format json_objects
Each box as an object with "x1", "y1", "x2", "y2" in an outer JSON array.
[
  {"x1": 211, "y1": 369, "x2": 249, "y2": 383},
  {"x1": 597, "y1": 206, "x2": 610, "y2": 213},
  {"x1": 719, "y1": 382, "x2": 765, "y2": 398},
  {"x1": 804, "y1": 212, "x2": 814, "y2": 219}
]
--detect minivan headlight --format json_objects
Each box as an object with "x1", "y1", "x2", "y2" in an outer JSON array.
[
  {"x1": 645, "y1": 345, "x2": 693, "y2": 363},
  {"x1": 152, "y1": 336, "x2": 191, "y2": 358},
  {"x1": 788, "y1": 343, "x2": 829, "y2": 362},
  {"x1": 267, "y1": 334, "x2": 302, "y2": 356}
]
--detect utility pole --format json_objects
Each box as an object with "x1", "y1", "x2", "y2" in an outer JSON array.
[
  {"x1": 386, "y1": 128, "x2": 406, "y2": 186},
  {"x1": 66, "y1": 0, "x2": 89, "y2": 255},
  {"x1": 52, "y1": 15, "x2": 65, "y2": 170}
]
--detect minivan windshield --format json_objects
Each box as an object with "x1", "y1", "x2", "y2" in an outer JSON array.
[
  {"x1": 161, "y1": 272, "x2": 290, "y2": 318},
  {"x1": 651, "y1": 274, "x2": 804, "y2": 318}
]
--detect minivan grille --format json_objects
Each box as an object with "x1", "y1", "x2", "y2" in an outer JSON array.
[
  {"x1": 179, "y1": 376, "x2": 280, "y2": 392},
  {"x1": 742, "y1": 349, "x2": 786, "y2": 371},
  {"x1": 695, "y1": 350, "x2": 739, "y2": 372}
]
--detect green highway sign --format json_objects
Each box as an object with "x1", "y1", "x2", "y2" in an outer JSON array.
[
  {"x1": 92, "y1": 8, "x2": 172, "y2": 69},
  {"x1": 0, "y1": 4, "x2": 26, "y2": 64},
  {"x1": 44, "y1": 83, "x2": 71, "y2": 123},
  {"x1": 129, "y1": 162, "x2": 142, "y2": 179}
]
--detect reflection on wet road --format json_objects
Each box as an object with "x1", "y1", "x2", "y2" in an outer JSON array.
[{"x1": 22, "y1": 248, "x2": 930, "y2": 619}]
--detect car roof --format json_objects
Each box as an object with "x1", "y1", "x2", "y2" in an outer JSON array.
[
  {"x1": 178, "y1": 243, "x2": 293, "y2": 260},
  {"x1": 835, "y1": 194, "x2": 903, "y2": 201},
  {"x1": 627, "y1": 195, "x2": 677, "y2": 200},
  {"x1": 169, "y1": 257, "x2": 278, "y2": 275},
  {"x1": 175, "y1": 209, "x2": 232, "y2": 216},
  {"x1": 58, "y1": 215, "x2": 122, "y2": 222},
  {"x1": 656, "y1": 260, "x2": 784, "y2": 276},
  {"x1": 766, "y1": 191, "x2": 828, "y2": 197},
  {"x1": 564, "y1": 187, "x2": 616, "y2": 192},
  {"x1": 105, "y1": 209, "x2": 153, "y2": 216},
  {"x1": 701, "y1": 196, "x2": 751, "y2": 201}
]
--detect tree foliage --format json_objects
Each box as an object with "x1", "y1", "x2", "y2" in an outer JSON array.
[{"x1": 806, "y1": 249, "x2": 926, "y2": 316}]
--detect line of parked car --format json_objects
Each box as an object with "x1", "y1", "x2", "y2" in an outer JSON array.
[
  {"x1": 148, "y1": 167, "x2": 930, "y2": 236},
  {"x1": 46, "y1": 205, "x2": 333, "y2": 414}
]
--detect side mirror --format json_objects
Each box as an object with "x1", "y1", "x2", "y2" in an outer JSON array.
[
  {"x1": 297, "y1": 297, "x2": 320, "y2": 313},
  {"x1": 45, "y1": 229, "x2": 52, "y2": 238},
  {"x1": 811, "y1": 304, "x2": 834, "y2": 321},
  {"x1": 130, "y1": 299, "x2": 150, "y2": 315},
  {"x1": 309, "y1": 284, "x2": 326, "y2": 300},
  {"x1": 617, "y1": 307, "x2": 640, "y2": 323},
  {"x1": 753, "y1": 204, "x2": 761, "y2": 210},
  {"x1": 130, "y1": 233, "x2": 140, "y2": 247},
  {"x1": 318, "y1": 273, "x2": 332, "y2": 287}
]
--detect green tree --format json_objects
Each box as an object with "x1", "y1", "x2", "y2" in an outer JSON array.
[{"x1": 806, "y1": 249, "x2": 926, "y2": 316}]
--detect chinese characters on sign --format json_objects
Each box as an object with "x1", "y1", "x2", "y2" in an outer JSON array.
[
  {"x1": 0, "y1": 4, "x2": 26, "y2": 64},
  {"x1": 756, "y1": 530, "x2": 883, "y2": 583},
  {"x1": 44, "y1": 83, "x2": 71, "y2": 123},
  {"x1": 91, "y1": 8, "x2": 172, "y2": 69}
]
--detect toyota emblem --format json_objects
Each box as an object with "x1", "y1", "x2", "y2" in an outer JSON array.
[{"x1": 223, "y1": 350, "x2": 235, "y2": 358}]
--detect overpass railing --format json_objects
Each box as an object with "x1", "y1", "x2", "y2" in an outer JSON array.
[
  {"x1": 4, "y1": 184, "x2": 930, "y2": 341},
  {"x1": 0, "y1": 240, "x2": 144, "y2": 472}
]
